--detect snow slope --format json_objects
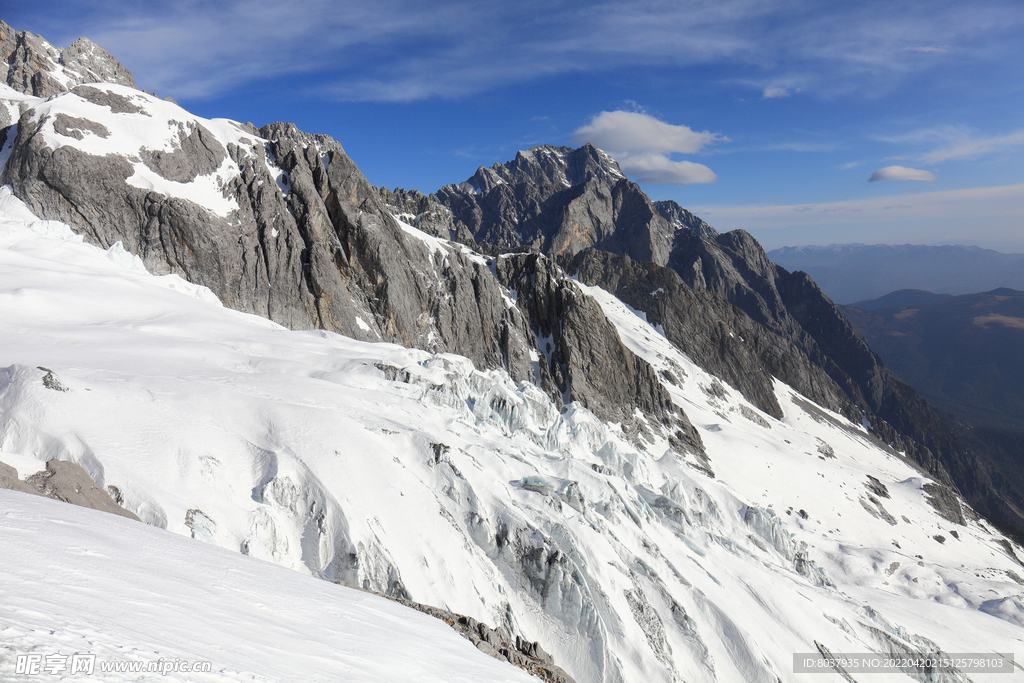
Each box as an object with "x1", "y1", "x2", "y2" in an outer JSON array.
[
  {"x1": 1, "y1": 186, "x2": 1023, "y2": 682},
  {"x1": 0, "y1": 489, "x2": 537, "y2": 683}
]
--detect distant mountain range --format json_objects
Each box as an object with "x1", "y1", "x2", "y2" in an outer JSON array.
[
  {"x1": 769, "y1": 244, "x2": 1024, "y2": 304},
  {"x1": 842, "y1": 288, "x2": 1024, "y2": 528},
  {"x1": 842, "y1": 288, "x2": 1024, "y2": 430}
]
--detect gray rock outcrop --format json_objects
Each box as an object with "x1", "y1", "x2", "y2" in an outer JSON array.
[
  {"x1": 0, "y1": 460, "x2": 40, "y2": 496},
  {"x1": 1, "y1": 21, "x2": 136, "y2": 98},
  {"x1": 653, "y1": 200, "x2": 718, "y2": 239},
  {"x1": 380, "y1": 594, "x2": 577, "y2": 683},
  {"x1": 375, "y1": 185, "x2": 468, "y2": 240},
  {"x1": 435, "y1": 144, "x2": 678, "y2": 263},
  {"x1": 1, "y1": 109, "x2": 531, "y2": 377},
  {"x1": 1, "y1": 458, "x2": 140, "y2": 521},
  {"x1": 493, "y1": 252, "x2": 703, "y2": 454}
]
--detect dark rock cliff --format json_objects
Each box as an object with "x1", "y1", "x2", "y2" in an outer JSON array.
[{"x1": 431, "y1": 143, "x2": 1024, "y2": 538}]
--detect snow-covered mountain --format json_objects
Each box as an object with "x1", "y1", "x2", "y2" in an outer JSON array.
[
  {"x1": 2, "y1": 186, "x2": 1023, "y2": 681},
  {"x1": 393, "y1": 141, "x2": 1021, "y2": 544},
  {"x1": 2, "y1": 23, "x2": 1024, "y2": 683}
]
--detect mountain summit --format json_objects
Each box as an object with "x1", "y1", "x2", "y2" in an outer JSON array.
[{"x1": 0, "y1": 20, "x2": 135, "y2": 101}]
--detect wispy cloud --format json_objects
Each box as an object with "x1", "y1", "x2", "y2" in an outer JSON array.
[
  {"x1": 39, "y1": 0, "x2": 1022, "y2": 102},
  {"x1": 739, "y1": 141, "x2": 837, "y2": 153},
  {"x1": 571, "y1": 111, "x2": 725, "y2": 185},
  {"x1": 868, "y1": 165, "x2": 935, "y2": 182},
  {"x1": 693, "y1": 184, "x2": 1024, "y2": 226},
  {"x1": 689, "y1": 185, "x2": 1024, "y2": 249},
  {"x1": 762, "y1": 86, "x2": 792, "y2": 98},
  {"x1": 920, "y1": 130, "x2": 1024, "y2": 163},
  {"x1": 878, "y1": 125, "x2": 1024, "y2": 164}
]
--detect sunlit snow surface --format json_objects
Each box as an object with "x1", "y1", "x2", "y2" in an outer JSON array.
[
  {"x1": 0, "y1": 491, "x2": 537, "y2": 683},
  {"x1": 1, "y1": 186, "x2": 1022, "y2": 682}
]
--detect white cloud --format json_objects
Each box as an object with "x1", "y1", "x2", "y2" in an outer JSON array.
[
  {"x1": 572, "y1": 111, "x2": 725, "y2": 156},
  {"x1": 762, "y1": 86, "x2": 791, "y2": 98},
  {"x1": 570, "y1": 111, "x2": 724, "y2": 185},
  {"x1": 868, "y1": 165, "x2": 935, "y2": 182},
  {"x1": 617, "y1": 154, "x2": 719, "y2": 185},
  {"x1": 920, "y1": 129, "x2": 1024, "y2": 163}
]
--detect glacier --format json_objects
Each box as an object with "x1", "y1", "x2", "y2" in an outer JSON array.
[{"x1": 1, "y1": 185, "x2": 1022, "y2": 682}]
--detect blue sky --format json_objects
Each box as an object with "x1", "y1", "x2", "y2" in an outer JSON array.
[{"x1": 7, "y1": 1, "x2": 1024, "y2": 250}]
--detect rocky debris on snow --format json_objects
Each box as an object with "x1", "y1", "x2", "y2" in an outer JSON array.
[
  {"x1": 37, "y1": 366, "x2": 68, "y2": 391},
  {"x1": 366, "y1": 589, "x2": 577, "y2": 683},
  {"x1": 865, "y1": 475, "x2": 890, "y2": 499},
  {"x1": 0, "y1": 458, "x2": 140, "y2": 521},
  {"x1": 922, "y1": 482, "x2": 966, "y2": 526}
]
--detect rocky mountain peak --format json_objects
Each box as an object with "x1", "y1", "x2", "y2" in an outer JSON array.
[
  {"x1": 503, "y1": 143, "x2": 625, "y2": 188},
  {"x1": 653, "y1": 199, "x2": 718, "y2": 238},
  {"x1": 434, "y1": 143, "x2": 673, "y2": 261},
  {"x1": 1, "y1": 20, "x2": 135, "y2": 98},
  {"x1": 455, "y1": 143, "x2": 625, "y2": 197}
]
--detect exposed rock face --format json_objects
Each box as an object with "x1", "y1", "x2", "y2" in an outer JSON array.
[
  {"x1": 653, "y1": 200, "x2": 718, "y2": 239},
  {"x1": 376, "y1": 185, "x2": 465, "y2": 240},
  {"x1": 142, "y1": 122, "x2": 226, "y2": 183},
  {"x1": 1, "y1": 458, "x2": 140, "y2": 521},
  {"x1": 383, "y1": 594, "x2": 577, "y2": 683},
  {"x1": 1, "y1": 21, "x2": 136, "y2": 98},
  {"x1": 2, "y1": 103, "x2": 530, "y2": 378},
  {"x1": 570, "y1": 250, "x2": 837, "y2": 420},
  {"x1": 435, "y1": 144, "x2": 678, "y2": 264},
  {"x1": 666, "y1": 229, "x2": 973, "y2": 496},
  {"x1": 0, "y1": 460, "x2": 40, "y2": 496},
  {"x1": 493, "y1": 253, "x2": 703, "y2": 455}
]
